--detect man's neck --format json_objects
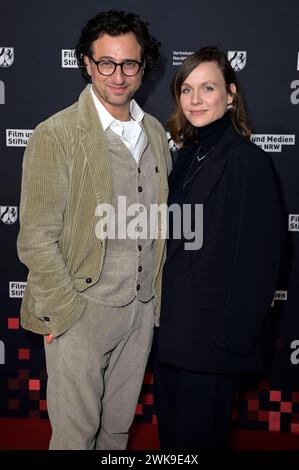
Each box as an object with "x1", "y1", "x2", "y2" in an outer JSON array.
[
  {"x1": 92, "y1": 88, "x2": 130, "y2": 121},
  {"x1": 107, "y1": 105, "x2": 130, "y2": 122}
]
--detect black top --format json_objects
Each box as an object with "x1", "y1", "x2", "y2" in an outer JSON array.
[
  {"x1": 168, "y1": 112, "x2": 231, "y2": 206},
  {"x1": 167, "y1": 112, "x2": 231, "y2": 246}
]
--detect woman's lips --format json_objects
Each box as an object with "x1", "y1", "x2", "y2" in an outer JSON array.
[{"x1": 189, "y1": 110, "x2": 207, "y2": 116}]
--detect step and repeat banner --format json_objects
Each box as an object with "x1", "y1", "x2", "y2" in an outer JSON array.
[{"x1": 0, "y1": 0, "x2": 299, "y2": 447}]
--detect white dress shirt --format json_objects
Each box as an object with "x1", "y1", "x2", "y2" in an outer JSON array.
[{"x1": 90, "y1": 86, "x2": 147, "y2": 163}]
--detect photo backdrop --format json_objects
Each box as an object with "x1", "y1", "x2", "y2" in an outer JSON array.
[{"x1": 0, "y1": 0, "x2": 299, "y2": 449}]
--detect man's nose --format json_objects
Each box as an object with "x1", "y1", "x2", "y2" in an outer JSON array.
[{"x1": 112, "y1": 65, "x2": 126, "y2": 83}]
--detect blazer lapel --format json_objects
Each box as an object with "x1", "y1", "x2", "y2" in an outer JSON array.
[
  {"x1": 77, "y1": 85, "x2": 112, "y2": 206},
  {"x1": 166, "y1": 125, "x2": 236, "y2": 263}
]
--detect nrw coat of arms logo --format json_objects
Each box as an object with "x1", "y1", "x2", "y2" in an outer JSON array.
[
  {"x1": 0, "y1": 47, "x2": 14, "y2": 67},
  {"x1": 0, "y1": 206, "x2": 18, "y2": 224},
  {"x1": 228, "y1": 51, "x2": 247, "y2": 71}
]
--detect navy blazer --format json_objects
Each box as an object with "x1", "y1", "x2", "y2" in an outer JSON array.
[{"x1": 158, "y1": 123, "x2": 286, "y2": 374}]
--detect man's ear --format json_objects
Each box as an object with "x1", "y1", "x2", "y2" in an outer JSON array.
[
  {"x1": 141, "y1": 61, "x2": 146, "y2": 77},
  {"x1": 84, "y1": 56, "x2": 92, "y2": 77}
]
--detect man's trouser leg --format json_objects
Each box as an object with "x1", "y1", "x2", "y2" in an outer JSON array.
[{"x1": 44, "y1": 297, "x2": 154, "y2": 450}]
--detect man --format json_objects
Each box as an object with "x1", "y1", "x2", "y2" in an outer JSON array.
[{"x1": 17, "y1": 10, "x2": 171, "y2": 450}]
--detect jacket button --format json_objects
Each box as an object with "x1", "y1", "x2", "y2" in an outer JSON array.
[
  {"x1": 138, "y1": 186, "x2": 143, "y2": 192},
  {"x1": 138, "y1": 245, "x2": 142, "y2": 251},
  {"x1": 136, "y1": 284, "x2": 141, "y2": 291},
  {"x1": 138, "y1": 167, "x2": 141, "y2": 173},
  {"x1": 43, "y1": 316, "x2": 50, "y2": 322},
  {"x1": 155, "y1": 166, "x2": 159, "y2": 173},
  {"x1": 86, "y1": 278, "x2": 92, "y2": 284},
  {"x1": 138, "y1": 266, "x2": 143, "y2": 272}
]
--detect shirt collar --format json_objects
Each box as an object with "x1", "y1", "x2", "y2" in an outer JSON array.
[
  {"x1": 129, "y1": 99, "x2": 144, "y2": 124},
  {"x1": 90, "y1": 85, "x2": 144, "y2": 131}
]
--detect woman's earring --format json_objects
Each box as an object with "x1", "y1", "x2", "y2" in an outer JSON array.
[{"x1": 227, "y1": 103, "x2": 233, "y2": 110}]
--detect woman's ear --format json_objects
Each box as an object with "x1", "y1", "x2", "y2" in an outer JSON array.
[{"x1": 227, "y1": 83, "x2": 237, "y2": 104}]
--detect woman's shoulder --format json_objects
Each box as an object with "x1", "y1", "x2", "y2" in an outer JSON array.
[{"x1": 228, "y1": 129, "x2": 273, "y2": 169}]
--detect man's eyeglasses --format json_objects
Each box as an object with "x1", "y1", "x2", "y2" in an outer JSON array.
[{"x1": 89, "y1": 57, "x2": 143, "y2": 77}]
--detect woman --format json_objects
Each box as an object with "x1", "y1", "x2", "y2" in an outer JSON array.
[{"x1": 155, "y1": 47, "x2": 285, "y2": 449}]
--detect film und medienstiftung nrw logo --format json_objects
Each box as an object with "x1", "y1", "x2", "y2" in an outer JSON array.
[
  {"x1": 271, "y1": 290, "x2": 288, "y2": 307},
  {"x1": 6, "y1": 129, "x2": 33, "y2": 147},
  {"x1": 61, "y1": 49, "x2": 78, "y2": 68},
  {"x1": 251, "y1": 134, "x2": 295, "y2": 152},
  {"x1": 289, "y1": 214, "x2": 299, "y2": 231},
  {"x1": 9, "y1": 281, "x2": 26, "y2": 298}
]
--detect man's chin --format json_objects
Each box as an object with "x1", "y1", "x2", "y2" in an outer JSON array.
[{"x1": 107, "y1": 95, "x2": 132, "y2": 106}]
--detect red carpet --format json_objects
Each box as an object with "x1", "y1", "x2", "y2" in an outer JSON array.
[{"x1": 0, "y1": 419, "x2": 298, "y2": 450}]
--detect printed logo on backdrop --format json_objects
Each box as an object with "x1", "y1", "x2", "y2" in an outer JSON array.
[
  {"x1": 0, "y1": 80, "x2": 4, "y2": 104},
  {"x1": 0, "y1": 206, "x2": 18, "y2": 224},
  {"x1": 271, "y1": 290, "x2": 288, "y2": 307},
  {"x1": 6, "y1": 129, "x2": 33, "y2": 147},
  {"x1": 166, "y1": 131, "x2": 179, "y2": 152},
  {"x1": 0, "y1": 341, "x2": 5, "y2": 365},
  {"x1": 172, "y1": 51, "x2": 194, "y2": 66},
  {"x1": 9, "y1": 281, "x2": 26, "y2": 298},
  {"x1": 227, "y1": 51, "x2": 247, "y2": 71},
  {"x1": 0, "y1": 47, "x2": 14, "y2": 67},
  {"x1": 251, "y1": 134, "x2": 295, "y2": 152},
  {"x1": 289, "y1": 214, "x2": 299, "y2": 231},
  {"x1": 61, "y1": 49, "x2": 78, "y2": 68}
]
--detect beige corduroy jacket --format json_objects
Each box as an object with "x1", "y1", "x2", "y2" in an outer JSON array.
[{"x1": 17, "y1": 85, "x2": 171, "y2": 337}]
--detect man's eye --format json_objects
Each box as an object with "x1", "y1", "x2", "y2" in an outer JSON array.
[{"x1": 100, "y1": 61, "x2": 113, "y2": 67}]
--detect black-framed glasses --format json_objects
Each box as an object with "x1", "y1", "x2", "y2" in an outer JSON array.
[{"x1": 89, "y1": 57, "x2": 143, "y2": 77}]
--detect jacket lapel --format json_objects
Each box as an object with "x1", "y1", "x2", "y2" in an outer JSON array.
[
  {"x1": 166, "y1": 125, "x2": 236, "y2": 263},
  {"x1": 77, "y1": 85, "x2": 112, "y2": 206}
]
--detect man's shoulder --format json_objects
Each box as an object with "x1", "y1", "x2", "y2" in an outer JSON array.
[{"x1": 144, "y1": 112, "x2": 165, "y2": 133}]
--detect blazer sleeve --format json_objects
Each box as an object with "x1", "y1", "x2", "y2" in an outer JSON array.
[
  {"x1": 17, "y1": 122, "x2": 86, "y2": 337},
  {"x1": 216, "y1": 149, "x2": 286, "y2": 356}
]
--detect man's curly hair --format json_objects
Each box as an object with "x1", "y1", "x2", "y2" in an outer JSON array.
[{"x1": 75, "y1": 10, "x2": 161, "y2": 81}]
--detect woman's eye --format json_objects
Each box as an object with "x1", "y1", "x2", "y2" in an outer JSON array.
[{"x1": 181, "y1": 88, "x2": 190, "y2": 94}]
